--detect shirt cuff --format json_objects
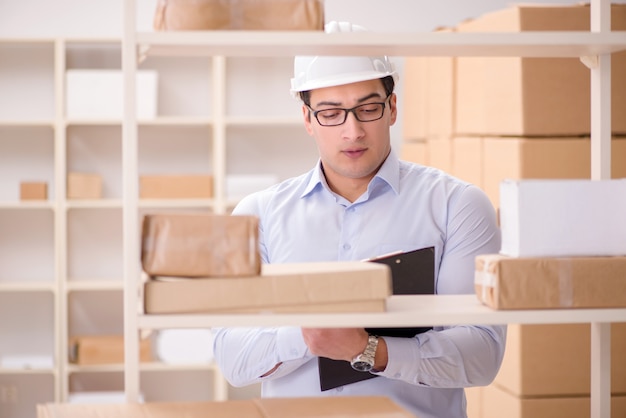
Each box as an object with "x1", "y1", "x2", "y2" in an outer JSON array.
[
  {"x1": 276, "y1": 327, "x2": 310, "y2": 362},
  {"x1": 374, "y1": 336, "x2": 421, "y2": 380}
]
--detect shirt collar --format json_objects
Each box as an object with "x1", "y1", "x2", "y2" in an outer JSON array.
[{"x1": 300, "y1": 148, "x2": 401, "y2": 198}]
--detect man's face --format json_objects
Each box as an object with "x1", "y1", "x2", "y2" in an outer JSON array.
[{"x1": 303, "y1": 79, "x2": 397, "y2": 187}]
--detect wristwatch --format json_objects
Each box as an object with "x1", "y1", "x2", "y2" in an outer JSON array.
[{"x1": 350, "y1": 335, "x2": 379, "y2": 372}]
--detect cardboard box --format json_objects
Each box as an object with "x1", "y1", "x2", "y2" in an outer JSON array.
[
  {"x1": 68, "y1": 335, "x2": 152, "y2": 365},
  {"x1": 66, "y1": 70, "x2": 157, "y2": 120},
  {"x1": 451, "y1": 137, "x2": 483, "y2": 187},
  {"x1": 141, "y1": 213, "x2": 260, "y2": 277},
  {"x1": 499, "y1": 179, "x2": 626, "y2": 257},
  {"x1": 492, "y1": 323, "x2": 626, "y2": 397},
  {"x1": 480, "y1": 384, "x2": 626, "y2": 418},
  {"x1": 144, "y1": 261, "x2": 392, "y2": 314},
  {"x1": 38, "y1": 397, "x2": 416, "y2": 418},
  {"x1": 153, "y1": 0, "x2": 324, "y2": 31},
  {"x1": 20, "y1": 182, "x2": 47, "y2": 200},
  {"x1": 455, "y1": 4, "x2": 626, "y2": 136},
  {"x1": 67, "y1": 172, "x2": 102, "y2": 199},
  {"x1": 139, "y1": 175, "x2": 213, "y2": 199},
  {"x1": 482, "y1": 137, "x2": 626, "y2": 208},
  {"x1": 402, "y1": 57, "x2": 428, "y2": 141},
  {"x1": 475, "y1": 254, "x2": 626, "y2": 309},
  {"x1": 400, "y1": 140, "x2": 428, "y2": 165},
  {"x1": 426, "y1": 137, "x2": 453, "y2": 172}
]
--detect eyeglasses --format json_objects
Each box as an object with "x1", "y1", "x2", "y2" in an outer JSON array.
[{"x1": 308, "y1": 96, "x2": 390, "y2": 127}]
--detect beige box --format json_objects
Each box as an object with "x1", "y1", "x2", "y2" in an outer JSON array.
[
  {"x1": 67, "y1": 172, "x2": 102, "y2": 199},
  {"x1": 68, "y1": 335, "x2": 152, "y2": 365},
  {"x1": 20, "y1": 182, "x2": 48, "y2": 200},
  {"x1": 475, "y1": 254, "x2": 626, "y2": 310},
  {"x1": 482, "y1": 137, "x2": 626, "y2": 208},
  {"x1": 451, "y1": 137, "x2": 483, "y2": 187},
  {"x1": 481, "y1": 384, "x2": 626, "y2": 418},
  {"x1": 455, "y1": 4, "x2": 626, "y2": 136},
  {"x1": 38, "y1": 396, "x2": 416, "y2": 418},
  {"x1": 402, "y1": 57, "x2": 428, "y2": 141},
  {"x1": 426, "y1": 137, "x2": 453, "y2": 172},
  {"x1": 400, "y1": 139, "x2": 428, "y2": 165},
  {"x1": 139, "y1": 175, "x2": 213, "y2": 199},
  {"x1": 141, "y1": 213, "x2": 260, "y2": 278},
  {"x1": 491, "y1": 323, "x2": 626, "y2": 397},
  {"x1": 154, "y1": 0, "x2": 324, "y2": 31},
  {"x1": 144, "y1": 261, "x2": 392, "y2": 314}
]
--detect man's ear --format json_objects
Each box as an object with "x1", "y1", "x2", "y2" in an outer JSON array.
[
  {"x1": 302, "y1": 104, "x2": 314, "y2": 135},
  {"x1": 388, "y1": 93, "x2": 398, "y2": 126}
]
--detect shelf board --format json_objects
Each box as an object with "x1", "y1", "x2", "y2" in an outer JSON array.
[
  {"x1": 67, "y1": 280, "x2": 123, "y2": 292},
  {"x1": 0, "y1": 201, "x2": 54, "y2": 210},
  {"x1": 137, "y1": 294, "x2": 626, "y2": 329},
  {"x1": 0, "y1": 120, "x2": 55, "y2": 127},
  {"x1": 0, "y1": 367, "x2": 56, "y2": 375},
  {"x1": 66, "y1": 117, "x2": 211, "y2": 126},
  {"x1": 0, "y1": 282, "x2": 55, "y2": 292},
  {"x1": 66, "y1": 199, "x2": 123, "y2": 209},
  {"x1": 138, "y1": 199, "x2": 214, "y2": 209},
  {"x1": 136, "y1": 31, "x2": 626, "y2": 58},
  {"x1": 67, "y1": 362, "x2": 217, "y2": 373},
  {"x1": 225, "y1": 116, "x2": 302, "y2": 126}
]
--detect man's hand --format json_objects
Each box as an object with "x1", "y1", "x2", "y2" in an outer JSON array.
[{"x1": 301, "y1": 328, "x2": 369, "y2": 361}]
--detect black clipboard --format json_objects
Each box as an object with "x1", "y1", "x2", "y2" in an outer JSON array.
[{"x1": 318, "y1": 246, "x2": 435, "y2": 391}]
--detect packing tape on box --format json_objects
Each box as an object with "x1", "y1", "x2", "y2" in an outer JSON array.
[
  {"x1": 474, "y1": 254, "x2": 498, "y2": 302},
  {"x1": 557, "y1": 259, "x2": 574, "y2": 308}
]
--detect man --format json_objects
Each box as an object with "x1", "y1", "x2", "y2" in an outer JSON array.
[{"x1": 213, "y1": 21, "x2": 506, "y2": 418}]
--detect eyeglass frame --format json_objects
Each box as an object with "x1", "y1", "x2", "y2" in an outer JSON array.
[{"x1": 307, "y1": 94, "x2": 391, "y2": 127}]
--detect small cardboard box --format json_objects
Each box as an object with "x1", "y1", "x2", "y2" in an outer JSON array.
[
  {"x1": 481, "y1": 384, "x2": 626, "y2": 418},
  {"x1": 400, "y1": 139, "x2": 428, "y2": 166},
  {"x1": 38, "y1": 396, "x2": 416, "y2": 418},
  {"x1": 153, "y1": 0, "x2": 324, "y2": 31},
  {"x1": 455, "y1": 4, "x2": 626, "y2": 136},
  {"x1": 141, "y1": 213, "x2": 261, "y2": 277},
  {"x1": 67, "y1": 172, "x2": 102, "y2": 199},
  {"x1": 20, "y1": 182, "x2": 48, "y2": 200},
  {"x1": 143, "y1": 261, "x2": 392, "y2": 314},
  {"x1": 68, "y1": 335, "x2": 152, "y2": 365},
  {"x1": 139, "y1": 175, "x2": 213, "y2": 199},
  {"x1": 475, "y1": 254, "x2": 626, "y2": 309},
  {"x1": 492, "y1": 323, "x2": 626, "y2": 397},
  {"x1": 499, "y1": 179, "x2": 626, "y2": 257},
  {"x1": 66, "y1": 70, "x2": 157, "y2": 120}
]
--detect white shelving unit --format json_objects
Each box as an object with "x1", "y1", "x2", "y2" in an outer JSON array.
[{"x1": 122, "y1": 1, "x2": 625, "y2": 418}]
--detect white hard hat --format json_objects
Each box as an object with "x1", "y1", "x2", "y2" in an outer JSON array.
[{"x1": 290, "y1": 21, "x2": 398, "y2": 96}]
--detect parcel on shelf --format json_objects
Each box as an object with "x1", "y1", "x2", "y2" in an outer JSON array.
[{"x1": 141, "y1": 213, "x2": 261, "y2": 278}]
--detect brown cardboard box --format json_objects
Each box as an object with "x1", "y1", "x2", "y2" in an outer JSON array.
[
  {"x1": 38, "y1": 397, "x2": 416, "y2": 418},
  {"x1": 465, "y1": 386, "x2": 484, "y2": 418},
  {"x1": 67, "y1": 172, "x2": 102, "y2": 199},
  {"x1": 426, "y1": 137, "x2": 453, "y2": 172},
  {"x1": 475, "y1": 254, "x2": 626, "y2": 310},
  {"x1": 144, "y1": 261, "x2": 391, "y2": 314},
  {"x1": 153, "y1": 0, "x2": 324, "y2": 31},
  {"x1": 141, "y1": 213, "x2": 260, "y2": 277},
  {"x1": 403, "y1": 28, "x2": 456, "y2": 140},
  {"x1": 400, "y1": 139, "x2": 428, "y2": 165},
  {"x1": 451, "y1": 137, "x2": 483, "y2": 187},
  {"x1": 482, "y1": 137, "x2": 626, "y2": 208},
  {"x1": 481, "y1": 384, "x2": 626, "y2": 418},
  {"x1": 455, "y1": 4, "x2": 626, "y2": 136},
  {"x1": 492, "y1": 323, "x2": 626, "y2": 397},
  {"x1": 139, "y1": 175, "x2": 213, "y2": 199},
  {"x1": 68, "y1": 335, "x2": 152, "y2": 365},
  {"x1": 20, "y1": 182, "x2": 48, "y2": 200}
]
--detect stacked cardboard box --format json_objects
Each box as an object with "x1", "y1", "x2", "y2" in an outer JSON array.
[
  {"x1": 140, "y1": 213, "x2": 391, "y2": 314},
  {"x1": 402, "y1": 5, "x2": 626, "y2": 417}
]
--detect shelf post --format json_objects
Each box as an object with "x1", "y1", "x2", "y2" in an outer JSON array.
[
  {"x1": 122, "y1": 0, "x2": 141, "y2": 403},
  {"x1": 589, "y1": 3, "x2": 612, "y2": 417}
]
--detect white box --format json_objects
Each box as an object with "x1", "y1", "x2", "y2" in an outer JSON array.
[
  {"x1": 66, "y1": 70, "x2": 158, "y2": 119},
  {"x1": 500, "y1": 179, "x2": 626, "y2": 257},
  {"x1": 226, "y1": 174, "x2": 279, "y2": 200}
]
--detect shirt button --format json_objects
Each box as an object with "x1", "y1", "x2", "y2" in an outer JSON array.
[
  {"x1": 336, "y1": 386, "x2": 344, "y2": 393},
  {"x1": 394, "y1": 373, "x2": 401, "y2": 378},
  {"x1": 343, "y1": 243, "x2": 351, "y2": 250}
]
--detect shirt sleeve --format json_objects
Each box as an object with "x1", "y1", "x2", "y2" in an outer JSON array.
[
  {"x1": 212, "y1": 326, "x2": 314, "y2": 387},
  {"x1": 375, "y1": 185, "x2": 507, "y2": 388}
]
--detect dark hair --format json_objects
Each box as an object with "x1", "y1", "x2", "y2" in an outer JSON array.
[{"x1": 298, "y1": 75, "x2": 396, "y2": 107}]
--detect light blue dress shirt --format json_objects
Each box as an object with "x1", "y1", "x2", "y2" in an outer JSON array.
[{"x1": 213, "y1": 149, "x2": 506, "y2": 418}]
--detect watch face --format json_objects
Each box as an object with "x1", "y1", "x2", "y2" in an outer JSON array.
[{"x1": 351, "y1": 360, "x2": 373, "y2": 372}]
